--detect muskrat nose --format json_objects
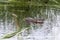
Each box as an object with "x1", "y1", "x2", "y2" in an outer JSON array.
[{"x1": 24, "y1": 17, "x2": 44, "y2": 24}]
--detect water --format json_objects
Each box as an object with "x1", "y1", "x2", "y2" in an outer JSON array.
[
  {"x1": 0, "y1": 7, "x2": 60, "y2": 40},
  {"x1": 0, "y1": 5, "x2": 16, "y2": 40},
  {"x1": 17, "y1": 8, "x2": 60, "y2": 40}
]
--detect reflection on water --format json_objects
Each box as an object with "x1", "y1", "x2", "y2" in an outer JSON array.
[
  {"x1": 0, "y1": 6, "x2": 60, "y2": 40},
  {"x1": 0, "y1": 16, "x2": 16, "y2": 36},
  {"x1": 17, "y1": 8, "x2": 60, "y2": 40}
]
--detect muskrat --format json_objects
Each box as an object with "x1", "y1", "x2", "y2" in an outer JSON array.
[{"x1": 24, "y1": 17, "x2": 44, "y2": 24}]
